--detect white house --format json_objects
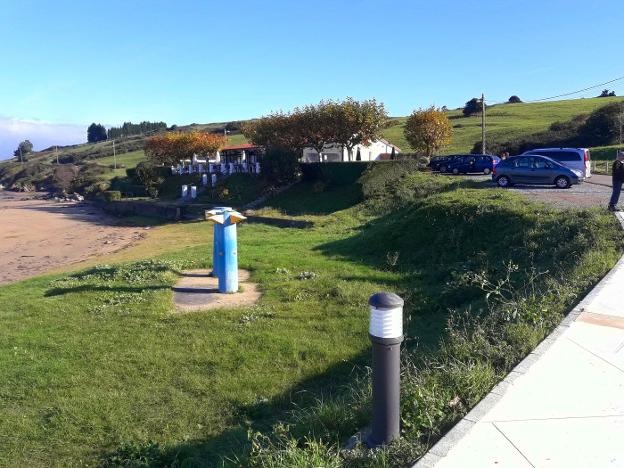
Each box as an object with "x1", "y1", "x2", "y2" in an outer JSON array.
[{"x1": 302, "y1": 139, "x2": 400, "y2": 163}]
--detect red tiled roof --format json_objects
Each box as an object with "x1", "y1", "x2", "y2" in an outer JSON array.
[{"x1": 221, "y1": 143, "x2": 259, "y2": 151}]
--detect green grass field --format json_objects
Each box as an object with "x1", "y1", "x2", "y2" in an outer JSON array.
[
  {"x1": 382, "y1": 96, "x2": 624, "y2": 154},
  {"x1": 1, "y1": 166, "x2": 622, "y2": 466},
  {"x1": 96, "y1": 150, "x2": 147, "y2": 179}
]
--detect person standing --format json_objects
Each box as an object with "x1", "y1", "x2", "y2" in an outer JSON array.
[{"x1": 608, "y1": 150, "x2": 624, "y2": 211}]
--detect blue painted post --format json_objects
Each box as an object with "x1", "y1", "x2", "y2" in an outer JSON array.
[
  {"x1": 211, "y1": 206, "x2": 229, "y2": 278},
  {"x1": 205, "y1": 207, "x2": 246, "y2": 292},
  {"x1": 219, "y1": 211, "x2": 239, "y2": 293}
]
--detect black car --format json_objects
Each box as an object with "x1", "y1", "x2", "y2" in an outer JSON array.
[{"x1": 429, "y1": 155, "x2": 458, "y2": 172}]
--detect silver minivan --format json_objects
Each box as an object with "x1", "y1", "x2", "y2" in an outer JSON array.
[{"x1": 521, "y1": 148, "x2": 591, "y2": 177}]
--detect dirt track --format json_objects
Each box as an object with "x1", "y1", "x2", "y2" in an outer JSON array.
[{"x1": 0, "y1": 191, "x2": 145, "y2": 285}]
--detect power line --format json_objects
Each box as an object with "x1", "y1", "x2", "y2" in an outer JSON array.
[
  {"x1": 481, "y1": 73, "x2": 624, "y2": 106},
  {"x1": 527, "y1": 74, "x2": 624, "y2": 102}
]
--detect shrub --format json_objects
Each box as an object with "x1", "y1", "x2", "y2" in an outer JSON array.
[
  {"x1": 103, "y1": 191, "x2": 122, "y2": 202},
  {"x1": 135, "y1": 162, "x2": 165, "y2": 198},
  {"x1": 579, "y1": 102, "x2": 623, "y2": 146},
  {"x1": 507, "y1": 95, "x2": 522, "y2": 103},
  {"x1": 300, "y1": 162, "x2": 370, "y2": 186},
  {"x1": 261, "y1": 146, "x2": 300, "y2": 184}
]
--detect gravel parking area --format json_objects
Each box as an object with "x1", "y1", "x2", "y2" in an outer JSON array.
[
  {"x1": 509, "y1": 181, "x2": 612, "y2": 209},
  {"x1": 456, "y1": 174, "x2": 612, "y2": 209}
]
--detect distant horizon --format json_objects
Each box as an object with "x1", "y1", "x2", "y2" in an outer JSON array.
[{"x1": 3, "y1": 93, "x2": 623, "y2": 161}]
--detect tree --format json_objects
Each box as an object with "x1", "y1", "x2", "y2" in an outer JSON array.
[
  {"x1": 328, "y1": 97, "x2": 388, "y2": 161},
  {"x1": 14, "y1": 140, "x2": 33, "y2": 160},
  {"x1": 579, "y1": 102, "x2": 622, "y2": 146},
  {"x1": 404, "y1": 106, "x2": 453, "y2": 159},
  {"x1": 390, "y1": 146, "x2": 396, "y2": 160},
  {"x1": 242, "y1": 111, "x2": 308, "y2": 154},
  {"x1": 297, "y1": 101, "x2": 335, "y2": 161},
  {"x1": 599, "y1": 89, "x2": 616, "y2": 98},
  {"x1": 463, "y1": 98, "x2": 482, "y2": 117},
  {"x1": 508, "y1": 95, "x2": 522, "y2": 103},
  {"x1": 144, "y1": 132, "x2": 226, "y2": 166},
  {"x1": 356, "y1": 147, "x2": 361, "y2": 161},
  {"x1": 87, "y1": 123, "x2": 107, "y2": 143}
]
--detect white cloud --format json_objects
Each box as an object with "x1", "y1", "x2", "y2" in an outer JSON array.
[{"x1": 0, "y1": 117, "x2": 86, "y2": 160}]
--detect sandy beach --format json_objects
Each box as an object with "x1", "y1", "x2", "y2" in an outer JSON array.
[{"x1": 0, "y1": 191, "x2": 145, "y2": 285}]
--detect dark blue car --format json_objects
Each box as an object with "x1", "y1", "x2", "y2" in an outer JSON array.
[
  {"x1": 429, "y1": 156, "x2": 457, "y2": 172},
  {"x1": 447, "y1": 155, "x2": 501, "y2": 175},
  {"x1": 492, "y1": 155, "x2": 584, "y2": 188}
]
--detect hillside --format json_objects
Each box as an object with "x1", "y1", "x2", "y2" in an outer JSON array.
[
  {"x1": 2, "y1": 96, "x2": 623, "y2": 192},
  {"x1": 383, "y1": 95, "x2": 624, "y2": 154}
]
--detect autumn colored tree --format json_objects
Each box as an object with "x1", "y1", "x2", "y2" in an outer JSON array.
[
  {"x1": 328, "y1": 97, "x2": 387, "y2": 161},
  {"x1": 243, "y1": 111, "x2": 309, "y2": 154},
  {"x1": 297, "y1": 102, "x2": 335, "y2": 160},
  {"x1": 144, "y1": 132, "x2": 226, "y2": 166},
  {"x1": 403, "y1": 107, "x2": 453, "y2": 159}
]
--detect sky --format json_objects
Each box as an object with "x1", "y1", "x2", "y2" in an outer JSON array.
[{"x1": 1, "y1": 0, "x2": 623, "y2": 159}]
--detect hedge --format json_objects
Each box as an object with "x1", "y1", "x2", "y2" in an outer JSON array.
[{"x1": 300, "y1": 162, "x2": 372, "y2": 186}]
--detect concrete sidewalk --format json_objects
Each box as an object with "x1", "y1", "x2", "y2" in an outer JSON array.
[
  {"x1": 416, "y1": 213, "x2": 624, "y2": 468},
  {"x1": 586, "y1": 174, "x2": 612, "y2": 187}
]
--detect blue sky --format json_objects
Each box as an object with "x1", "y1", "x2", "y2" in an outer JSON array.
[{"x1": 1, "y1": 0, "x2": 623, "y2": 158}]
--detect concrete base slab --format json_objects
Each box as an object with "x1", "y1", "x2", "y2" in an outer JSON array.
[{"x1": 172, "y1": 269, "x2": 260, "y2": 312}]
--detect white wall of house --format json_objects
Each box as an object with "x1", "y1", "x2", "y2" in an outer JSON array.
[{"x1": 302, "y1": 139, "x2": 399, "y2": 162}]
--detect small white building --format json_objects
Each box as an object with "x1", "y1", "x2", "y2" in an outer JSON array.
[{"x1": 302, "y1": 139, "x2": 400, "y2": 162}]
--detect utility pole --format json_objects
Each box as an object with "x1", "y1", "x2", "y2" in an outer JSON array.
[
  {"x1": 112, "y1": 140, "x2": 117, "y2": 170},
  {"x1": 481, "y1": 93, "x2": 486, "y2": 155},
  {"x1": 619, "y1": 103, "x2": 623, "y2": 146},
  {"x1": 55, "y1": 145, "x2": 59, "y2": 165}
]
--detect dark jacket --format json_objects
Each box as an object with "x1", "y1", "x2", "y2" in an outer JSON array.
[{"x1": 613, "y1": 159, "x2": 624, "y2": 183}]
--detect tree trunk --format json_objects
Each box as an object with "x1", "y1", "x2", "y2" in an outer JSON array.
[{"x1": 346, "y1": 146, "x2": 353, "y2": 162}]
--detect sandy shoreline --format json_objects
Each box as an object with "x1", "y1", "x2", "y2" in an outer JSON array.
[{"x1": 0, "y1": 191, "x2": 145, "y2": 285}]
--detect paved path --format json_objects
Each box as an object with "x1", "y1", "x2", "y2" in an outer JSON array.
[
  {"x1": 416, "y1": 212, "x2": 624, "y2": 468},
  {"x1": 586, "y1": 174, "x2": 612, "y2": 187}
]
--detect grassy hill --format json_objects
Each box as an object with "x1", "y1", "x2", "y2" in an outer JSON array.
[
  {"x1": 2, "y1": 96, "x2": 624, "y2": 192},
  {"x1": 1, "y1": 164, "x2": 622, "y2": 466},
  {"x1": 383, "y1": 96, "x2": 624, "y2": 154}
]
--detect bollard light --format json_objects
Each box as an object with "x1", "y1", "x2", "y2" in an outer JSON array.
[
  {"x1": 181, "y1": 184, "x2": 188, "y2": 199},
  {"x1": 366, "y1": 292, "x2": 404, "y2": 448}
]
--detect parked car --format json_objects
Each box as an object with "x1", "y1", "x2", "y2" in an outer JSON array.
[
  {"x1": 447, "y1": 154, "x2": 501, "y2": 175},
  {"x1": 521, "y1": 147, "x2": 591, "y2": 178},
  {"x1": 492, "y1": 155, "x2": 584, "y2": 188},
  {"x1": 429, "y1": 155, "x2": 457, "y2": 172}
]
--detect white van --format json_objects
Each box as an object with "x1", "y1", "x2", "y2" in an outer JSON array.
[{"x1": 521, "y1": 148, "x2": 591, "y2": 177}]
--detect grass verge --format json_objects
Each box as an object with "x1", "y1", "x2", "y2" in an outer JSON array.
[{"x1": 0, "y1": 164, "x2": 622, "y2": 467}]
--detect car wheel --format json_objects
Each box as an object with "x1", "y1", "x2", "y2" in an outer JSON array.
[
  {"x1": 555, "y1": 176, "x2": 570, "y2": 189},
  {"x1": 496, "y1": 176, "x2": 511, "y2": 188},
  {"x1": 452, "y1": 168, "x2": 459, "y2": 175},
  {"x1": 440, "y1": 165, "x2": 447, "y2": 173},
  {"x1": 483, "y1": 168, "x2": 491, "y2": 175}
]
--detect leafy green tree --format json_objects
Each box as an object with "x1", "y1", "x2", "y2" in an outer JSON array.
[
  {"x1": 328, "y1": 97, "x2": 388, "y2": 161},
  {"x1": 87, "y1": 123, "x2": 107, "y2": 143},
  {"x1": 463, "y1": 97, "x2": 482, "y2": 117},
  {"x1": 14, "y1": 140, "x2": 33, "y2": 159},
  {"x1": 508, "y1": 95, "x2": 522, "y2": 103}
]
